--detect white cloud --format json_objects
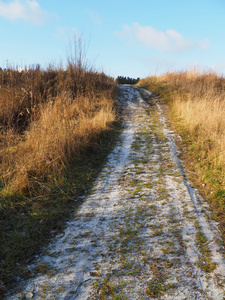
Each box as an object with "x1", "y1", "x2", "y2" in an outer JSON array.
[
  {"x1": 0, "y1": 0, "x2": 48, "y2": 24},
  {"x1": 116, "y1": 23, "x2": 209, "y2": 52},
  {"x1": 89, "y1": 11, "x2": 102, "y2": 25}
]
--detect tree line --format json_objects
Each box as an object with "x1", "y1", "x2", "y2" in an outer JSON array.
[{"x1": 116, "y1": 76, "x2": 140, "y2": 85}]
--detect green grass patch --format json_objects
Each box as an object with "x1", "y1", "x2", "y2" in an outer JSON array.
[
  {"x1": 195, "y1": 221, "x2": 217, "y2": 273},
  {"x1": 145, "y1": 278, "x2": 176, "y2": 298},
  {"x1": 146, "y1": 258, "x2": 176, "y2": 297}
]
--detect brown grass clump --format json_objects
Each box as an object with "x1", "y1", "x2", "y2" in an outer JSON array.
[
  {"x1": 2, "y1": 91, "x2": 115, "y2": 195},
  {"x1": 0, "y1": 65, "x2": 117, "y2": 195},
  {"x1": 138, "y1": 70, "x2": 225, "y2": 236}
]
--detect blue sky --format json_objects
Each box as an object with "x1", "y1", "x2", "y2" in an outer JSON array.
[{"x1": 0, "y1": 0, "x2": 224, "y2": 78}]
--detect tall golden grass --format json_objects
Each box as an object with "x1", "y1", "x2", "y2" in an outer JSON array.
[
  {"x1": 138, "y1": 71, "x2": 225, "y2": 183},
  {"x1": 0, "y1": 63, "x2": 117, "y2": 195},
  {"x1": 138, "y1": 70, "x2": 225, "y2": 236}
]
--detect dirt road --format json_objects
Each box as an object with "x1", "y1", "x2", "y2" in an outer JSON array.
[{"x1": 7, "y1": 86, "x2": 225, "y2": 299}]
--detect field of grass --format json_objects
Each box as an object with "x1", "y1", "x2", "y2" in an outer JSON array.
[
  {"x1": 0, "y1": 50, "x2": 120, "y2": 296},
  {"x1": 138, "y1": 70, "x2": 225, "y2": 241}
]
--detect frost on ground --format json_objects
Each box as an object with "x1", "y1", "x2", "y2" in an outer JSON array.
[{"x1": 7, "y1": 86, "x2": 225, "y2": 299}]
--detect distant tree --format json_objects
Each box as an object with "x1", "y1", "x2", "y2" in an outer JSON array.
[{"x1": 116, "y1": 76, "x2": 140, "y2": 85}]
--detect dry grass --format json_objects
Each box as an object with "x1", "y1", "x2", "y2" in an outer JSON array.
[
  {"x1": 138, "y1": 70, "x2": 225, "y2": 181},
  {"x1": 0, "y1": 47, "x2": 119, "y2": 296},
  {"x1": 138, "y1": 70, "x2": 225, "y2": 236},
  {"x1": 1, "y1": 91, "x2": 115, "y2": 195},
  {"x1": 0, "y1": 65, "x2": 117, "y2": 195},
  {"x1": 173, "y1": 92, "x2": 225, "y2": 165}
]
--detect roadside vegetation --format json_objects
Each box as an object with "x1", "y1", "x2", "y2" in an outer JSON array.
[
  {"x1": 0, "y1": 42, "x2": 120, "y2": 297},
  {"x1": 138, "y1": 70, "x2": 225, "y2": 242}
]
